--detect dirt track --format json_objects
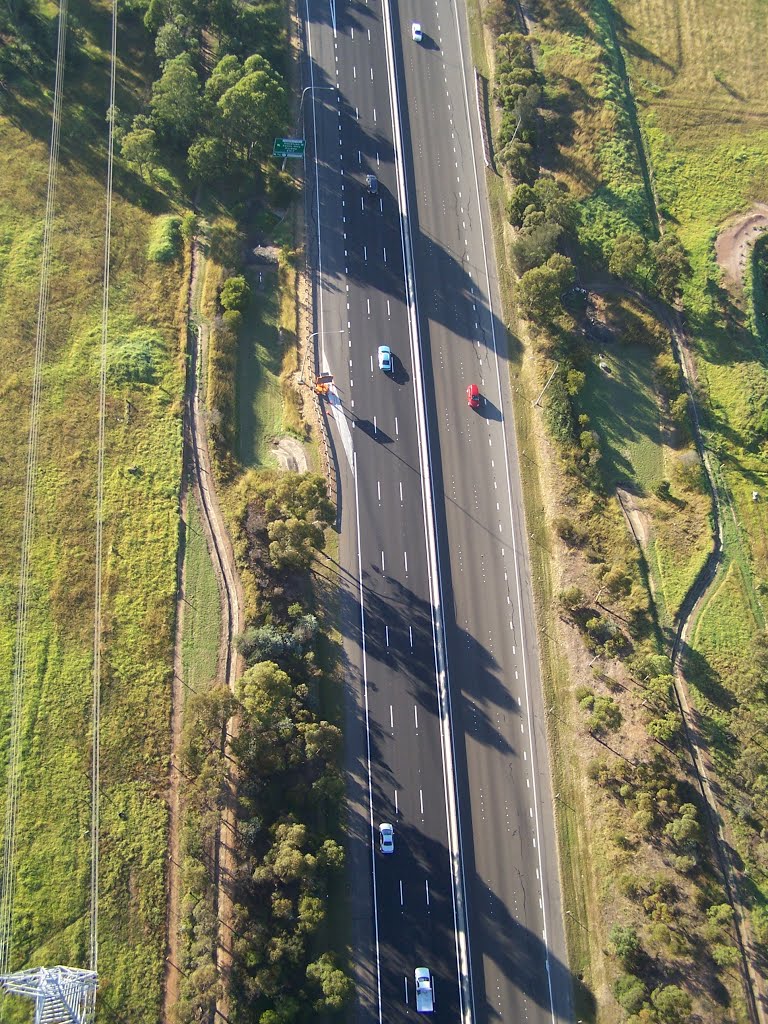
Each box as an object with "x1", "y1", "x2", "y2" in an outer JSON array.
[
  {"x1": 715, "y1": 203, "x2": 768, "y2": 297},
  {"x1": 587, "y1": 279, "x2": 765, "y2": 1024},
  {"x1": 163, "y1": 234, "x2": 246, "y2": 1024}
]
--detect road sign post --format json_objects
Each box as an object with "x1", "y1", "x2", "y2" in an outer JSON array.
[{"x1": 272, "y1": 138, "x2": 305, "y2": 159}]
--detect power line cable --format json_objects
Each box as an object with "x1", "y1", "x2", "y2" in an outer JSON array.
[{"x1": 0, "y1": 0, "x2": 69, "y2": 973}]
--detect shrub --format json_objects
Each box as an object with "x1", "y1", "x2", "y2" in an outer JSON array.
[
  {"x1": 180, "y1": 210, "x2": 198, "y2": 241},
  {"x1": 613, "y1": 973, "x2": 646, "y2": 1015},
  {"x1": 147, "y1": 214, "x2": 182, "y2": 262},
  {"x1": 588, "y1": 695, "x2": 623, "y2": 735},
  {"x1": 674, "y1": 450, "x2": 706, "y2": 494},
  {"x1": 655, "y1": 479, "x2": 671, "y2": 501},
  {"x1": 220, "y1": 274, "x2": 251, "y2": 313},
  {"x1": 553, "y1": 516, "x2": 586, "y2": 545},
  {"x1": 648, "y1": 711, "x2": 683, "y2": 744},
  {"x1": 559, "y1": 585, "x2": 585, "y2": 612},
  {"x1": 650, "y1": 984, "x2": 692, "y2": 1022},
  {"x1": 609, "y1": 924, "x2": 642, "y2": 970}
]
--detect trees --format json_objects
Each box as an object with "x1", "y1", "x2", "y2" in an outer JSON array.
[
  {"x1": 155, "y1": 19, "x2": 190, "y2": 63},
  {"x1": 120, "y1": 126, "x2": 158, "y2": 178},
  {"x1": 664, "y1": 803, "x2": 701, "y2": 850},
  {"x1": 650, "y1": 984, "x2": 692, "y2": 1022},
  {"x1": 610, "y1": 924, "x2": 642, "y2": 971},
  {"x1": 647, "y1": 711, "x2": 682, "y2": 744},
  {"x1": 306, "y1": 954, "x2": 353, "y2": 1011},
  {"x1": 238, "y1": 661, "x2": 292, "y2": 725},
  {"x1": 150, "y1": 53, "x2": 201, "y2": 144},
  {"x1": 614, "y1": 973, "x2": 646, "y2": 1015},
  {"x1": 507, "y1": 183, "x2": 536, "y2": 227},
  {"x1": 608, "y1": 232, "x2": 649, "y2": 283},
  {"x1": 516, "y1": 253, "x2": 574, "y2": 322},
  {"x1": 187, "y1": 136, "x2": 228, "y2": 184},
  {"x1": 510, "y1": 221, "x2": 562, "y2": 275},
  {"x1": 652, "y1": 233, "x2": 690, "y2": 301},
  {"x1": 220, "y1": 274, "x2": 251, "y2": 312},
  {"x1": 206, "y1": 52, "x2": 286, "y2": 161}
]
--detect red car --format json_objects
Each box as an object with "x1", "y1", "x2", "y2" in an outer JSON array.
[{"x1": 466, "y1": 383, "x2": 481, "y2": 409}]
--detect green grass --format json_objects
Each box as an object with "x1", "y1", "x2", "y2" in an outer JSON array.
[
  {"x1": 0, "y1": 0, "x2": 185, "y2": 1017},
  {"x1": 582, "y1": 343, "x2": 663, "y2": 493},
  {"x1": 613, "y1": 0, "x2": 768, "y2": 947},
  {"x1": 534, "y1": 0, "x2": 655, "y2": 262},
  {"x1": 236, "y1": 273, "x2": 285, "y2": 468},
  {"x1": 579, "y1": 324, "x2": 711, "y2": 625},
  {"x1": 181, "y1": 497, "x2": 221, "y2": 694}
]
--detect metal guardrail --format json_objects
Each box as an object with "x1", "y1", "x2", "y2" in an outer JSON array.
[{"x1": 474, "y1": 68, "x2": 494, "y2": 172}]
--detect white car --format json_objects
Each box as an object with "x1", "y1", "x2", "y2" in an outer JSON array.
[
  {"x1": 377, "y1": 345, "x2": 393, "y2": 372},
  {"x1": 411, "y1": 21, "x2": 422, "y2": 41},
  {"x1": 379, "y1": 822, "x2": 394, "y2": 854},
  {"x1": 415, "y1": 967, "x2": 434, "y2": 1012}
]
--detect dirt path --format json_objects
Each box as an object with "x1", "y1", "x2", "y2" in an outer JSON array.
[
  {"x1": 587, "y1": 278, "x2": 765, "y2": 1024},
  {"x1": 715, "y1": 203, "x2": 768, "y2": 298},
  {"x1": 162, "y1": 234, "x2": 246, "y2": 1024},
  {"x1": 164, "y1": 476, "x2": 188, "y2": 1014}
]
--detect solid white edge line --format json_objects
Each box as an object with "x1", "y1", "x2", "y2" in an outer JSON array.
[
  {"x1": 449, "y1": 0, "x2": 559, "y2": 1018},
  {"x1": 378, "y1": 1, "x2": 474, "y2": 1021},
  {"x1": 354, "y1": 451, "x2": 384, "y2": 1024},
  {"x1": 305, "y1": 9, "x2": 383, "y2": 1022}
]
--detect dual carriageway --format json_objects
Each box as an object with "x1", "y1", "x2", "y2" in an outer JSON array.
[{"x1": 300, "y1": 0, "x2": 574, "y2": 1020}]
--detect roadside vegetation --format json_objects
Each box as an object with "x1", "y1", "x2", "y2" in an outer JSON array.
[
  {"x1": 612, "y1": 0, "x2": 768, "y2": 954},
  {"x1": 0, "y1": 0, "x2": 187, "y2": 1017},
  {"x1": 2, "y1": 0, "x2": 346, "y2": 1020},
  {"x1": 140, "y1": 0, "x2": 354, "y2": 1016},
  {"x1": 468, "y1": 0, "x2": 765, "y2": 1019}
]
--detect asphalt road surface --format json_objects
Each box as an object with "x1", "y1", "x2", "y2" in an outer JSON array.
[{"x1": 300, "y1": 0, "x2": 573, "y2": 1021}]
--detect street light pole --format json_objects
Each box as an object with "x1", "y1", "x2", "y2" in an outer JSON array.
[
  {"x1": 301, "y1": 328, "x2": 345, "y2": 386},
  {"x1": 284, "y1": 86, "x2": 337, "y2": 171},
  {"x1": 533, "y1": 362, "x2": 559, "y2": 407}
]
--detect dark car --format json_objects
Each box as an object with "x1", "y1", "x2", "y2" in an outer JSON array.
[{"x1": 366, "y1": 174, "x2": 379, "y2": 195}]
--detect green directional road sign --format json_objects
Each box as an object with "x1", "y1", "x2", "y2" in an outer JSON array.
[{"x1": 273, "y1": 138, "x2": 306, "y2": 158}]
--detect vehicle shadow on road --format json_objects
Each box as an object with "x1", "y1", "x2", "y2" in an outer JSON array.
[{"x1": 479, "y1": 397, "x2": 503, "y2": 422}]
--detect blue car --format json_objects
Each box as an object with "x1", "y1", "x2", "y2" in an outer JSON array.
[{"x1": 377, "y1": 345, "x2": 392, "y2": 372}]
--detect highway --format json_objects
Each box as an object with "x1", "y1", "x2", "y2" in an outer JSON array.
[{"x1": 300, "y1": 0, "x2": 572, "y2": 1021}]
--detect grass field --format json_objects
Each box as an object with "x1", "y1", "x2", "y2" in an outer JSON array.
[
  {"x1": 0, "y1": 0, "x2": 186, "y2": 1017},
  {"x1": 236, "y1": 246, "x2": 303, "y2": 470},
  {"x1": 181, "y1": 498, "x2": 221, "y2": 694},
  {"x1": 534, "y1": 0, "x2": 656, "y2": 262},
  {"x1": 236, "y1": 275, "x2": 284, "y2": 468},
  {"x1": 614, "y1": 0, "x2": 768, "y2": 908},
  {"x1": 579, "y1": 298, "x2": 711, "y2": 626}
]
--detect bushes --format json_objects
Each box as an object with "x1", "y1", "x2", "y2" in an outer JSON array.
[
  {"x1": 147, "y1": 215, "x2": 182, "y2": 262},
  {"x1": 494, "y1": 32, "x2": 540, "y2": 182},
  {"x1": 516, "y1": 253, "x2": 575, "y2": 322},
  {"x1": 178, "y1": 467, "x2": 347, "y2": 1022},
  {"x1": 577, "y1": 689, "x2": 623, "y2": 735},
  {"x1": 207, "y1": 315, "x2": 239, "y2": 478},
  {"x1": 613, "y1": 972, "x2": 646, "y2": 1015},
  {"x1": 220, "y1": 274, "x2": 251, "y2": 312}
]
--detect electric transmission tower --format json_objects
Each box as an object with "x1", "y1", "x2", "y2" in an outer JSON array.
[{"x1": 0, "y1": 966, "x2": 97, "y2": 1024}]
